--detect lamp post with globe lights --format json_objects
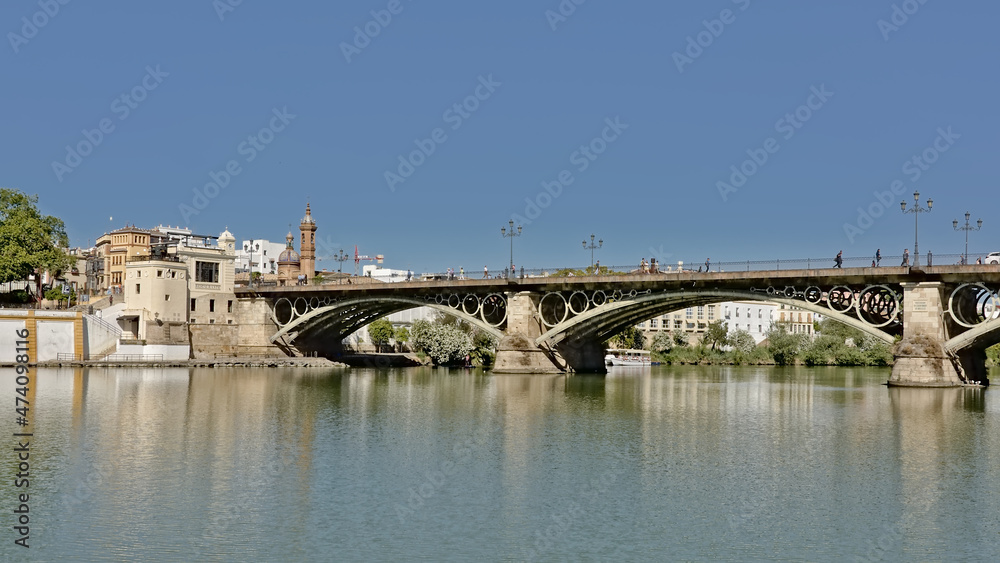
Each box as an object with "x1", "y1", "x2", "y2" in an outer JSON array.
[
  {"x1": 953, "y1": 212, "x2": 982, "y2": 265},
  {"x1": 583, "y1": 234, "x2": 603, "y2": 273},
  {"x1": 900, "y1": 191, "x2": 932, "y2": 267},
  {"x1": 501, "y1": 220, "x2": 522, "y2": 278},
  {"x1": 244, "y1": 240, "x2": 259, "y2": 287}
]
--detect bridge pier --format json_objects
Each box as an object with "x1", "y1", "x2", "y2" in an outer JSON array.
[
  {"x1": 889, "y1": 282, "x2": 968, "y2": 387},
  {"x1": 493, "y1": 291, "x2": 565, "y2": 374}
]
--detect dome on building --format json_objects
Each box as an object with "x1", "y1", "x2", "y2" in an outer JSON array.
[{"x1": 278, "y1": 231, "x2": 300, "y2": 264}]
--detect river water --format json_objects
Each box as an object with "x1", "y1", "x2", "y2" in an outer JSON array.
[{"x1": 2, "y1": 365, "x2": 999, "y2": 561}]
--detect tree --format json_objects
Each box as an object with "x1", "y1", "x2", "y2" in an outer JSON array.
[
  {"x1": 729, "y1": 329, "x2": 756, "y2": 354},
  {"x1": 393, "y1": 326, "x2": 410, "y2": 352},
  {"x1": 367, "y1": 319, "x2": 394, "y2": 352},
  {"x1": 0, "y1": 189, "x2": 72, "y2": 290},
  {"x1": 766, "y1": 325, "x2": 806, "y2": 365},
  {"x1": 673, "y1": 331, "x2": 689, "y2": 347},
  {"x1": 609, "y1": 326, "x2": 644, "y2": 349},
  {"x1": 702, "y1": 320, "x2": 729, "y2": 351},
  {"x1": 651, "y1": 332, "x2": 674, "y2": 354}
]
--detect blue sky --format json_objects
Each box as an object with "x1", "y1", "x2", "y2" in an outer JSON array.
[{"x1": 2, "y1": 0, "x2": 997, "y2": 273}]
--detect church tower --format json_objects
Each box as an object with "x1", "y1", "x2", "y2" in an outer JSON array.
[{"x1": 299, "y1": 203, "x2": 316, "y2": 283}]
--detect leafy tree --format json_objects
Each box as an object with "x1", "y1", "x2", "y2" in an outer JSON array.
[
  {"x1": 551, "y1": 268, "x2": 587, "y2": 277},
  {"x1": 393, "y1": 326, "x2": 410, "y2": 352},
  {"x1": 0, "y1": 189, "x2": 72, "y2": 290},
  {"x1": 766, "y1": 325, "x2": 806, "y2": 365},
  {"x1": 609, "y1": 325, "x2": 644, "y2": 349},
  {"x1": 367, "y1": 318, "x2": 394, "y2": 352},
  {"x1": 673, "y1": 330, "x2": 689, "y2": 347},
  {"x1": 651, "y1": 332, "x2": 674, "y2": 354},
  {"x1": 702, "y1": 320, "x2": 729, "y2": 351},
  {"x1": 728, "y1": 329, "x2": 756, "y2": 354},
  {"x1": 471, "y1": 329, "x2": 498, "y2": 367}
]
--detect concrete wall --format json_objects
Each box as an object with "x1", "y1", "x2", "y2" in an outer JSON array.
[
  {"x1": 117, "y1": 343, "x2": 190, "y2": 361},
  {"x1": 83, "y1": 314, "x2": 121, "y2": 359},
  {"x1": 0, "y1": 310, "x2": 81, "y2": 363},
  {"x1": 232, "y1": 297, "x2": 291, "y2": 357}
]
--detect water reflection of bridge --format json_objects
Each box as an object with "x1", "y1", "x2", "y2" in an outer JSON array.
[{"x1": 237, "y1": 266, "x2": 1000, "y2": 386}]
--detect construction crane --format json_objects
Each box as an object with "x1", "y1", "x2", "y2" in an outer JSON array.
[{"x1": 354, "y1": 246, "x2": 384, "y2": 276}]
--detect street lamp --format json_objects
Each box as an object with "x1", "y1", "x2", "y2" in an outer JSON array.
[
  {"x1": 583, "y1": 234, "x2": 603, "y2": 272},
  {"x1": 243, "y1": 240, "x2": 259, "y2": 286},
  {"x1": 900, "y1": 191, "x2": 932, "y2": 267},
  {"x1": 333, "y1": 249, "x2": 349, "y2": 283},
  {"x1": 500, "y1": 220, "x2": 522, "y2": 277},
  {"x1": 953, "y1": 212, "x2": 982, "y2": 265}
]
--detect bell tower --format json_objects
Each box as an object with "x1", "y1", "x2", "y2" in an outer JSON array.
[{"x1": 299, "y1": 203, "x2": 316, "y2": 283}]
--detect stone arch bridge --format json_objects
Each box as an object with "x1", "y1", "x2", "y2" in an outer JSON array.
[{"x1": 235, "y1": 266, "x2": 1000, "y2": 387}]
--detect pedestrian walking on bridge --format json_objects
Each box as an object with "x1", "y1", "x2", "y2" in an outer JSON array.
[
  {"x1": 875, "y1": 248, "x2": 881, "y2": 267},
  {"x1": 834, "y1": 251, "x2": 843, "y2": 268},
  {"x1": 901, "y1": 249, "x2": 909, "y2": 267}
]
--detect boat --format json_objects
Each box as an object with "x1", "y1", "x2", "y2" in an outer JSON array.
[{"x1": 604, "y1": 348, "x2": 652, "y2": 366}]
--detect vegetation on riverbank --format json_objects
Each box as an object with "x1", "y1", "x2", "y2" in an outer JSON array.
[{"x1": 645, "y1": 319, "x2": 895, "y2": 367}]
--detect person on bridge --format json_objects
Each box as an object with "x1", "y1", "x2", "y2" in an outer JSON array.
[
  {"x1": 483, "y1": 266, "x2": 488, "y2": 278},
  {"x1": 875, "y1": 248, "x2": 881, "y2": 267},
  {"x1": 901, "y1": 249, "x2": 909, "y2": 267},
  {"x1": 704, "y1": 258, "x2": 710, "y2": 272},
  {"x1": 834, "y1": 251, "x2": 843, "y2": 268}
]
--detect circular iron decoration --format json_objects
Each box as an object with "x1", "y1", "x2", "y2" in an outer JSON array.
[
  {"x1": 591, "y1": 290, "x2": 607, "y2": 307},
  {"x1": 480, "y1": 293, "x2": 507, "y2": 327},
  {"x1": 948, "y1": 283, "x2": 1000, "y2": 328},
  {"x1": 856, "y1": 285, "x2": 900, "y2": 327},
  {"x1": 827, "y1": 286, "x2": 855, "y2": 313},
  {"x1": 568, "y1": 291, "x2": 590, "y2": 315},
  {"x1": 273, "y1": 298, "x2": 294, "y2": 326},
  {"x1": 804, "y1": 287, "x2": 822, "y2": 304},
  {"x1": 538, "y1": 292, "x2": 569, "y2": 328},
  {"x1": 462, "y1": 295, "x2": 480, "y2": 316}
]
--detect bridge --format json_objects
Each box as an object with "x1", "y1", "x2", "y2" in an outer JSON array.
[{"x1": 235, "y1": 265, "x2": 1000, "y2": 387}]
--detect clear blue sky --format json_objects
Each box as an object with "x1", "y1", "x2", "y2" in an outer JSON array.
[{"x1": 2, "y1": 1, "x2": 997, "y2": 273}]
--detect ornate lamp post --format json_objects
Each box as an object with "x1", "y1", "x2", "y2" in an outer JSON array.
[
  {"x1": 583, "y1": 234, "x2": 603, "y2": 272},
  {"x1": 333, "y1": 249, "x2": 349, "y2": 283},
  {"x1": 500, "y1": 220, "x2": 522, "y2": 277},
  {"x1": 953, "y1": 212, "x2": 982, "y2": 265},
  {"x1": 900, "y1": 191, "x2": 932, "y2": 267},
  {"x1": 243, "y1": 240, "x2": 259, "y2": 286}
]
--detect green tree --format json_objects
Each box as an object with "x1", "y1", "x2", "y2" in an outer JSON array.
[
  {"x1": 393, "y1": 326, "x2": 410, "y2": 352},
  {"x1": 729, "y1": 329, "x2": 756, "y2": 354},
  {"x1": 702, "y1": 320, "x2": 729, "y2": 351},
  {"x1": 367, "y1": 318, "x2": 394, "y2": 352},
  {"x1": 609, "y1": 326, "x2": 644, "y2": 349},
  {"x1": 651, "y1": 332, "x2": 674, "y2": 354},
  {"x1": 766, "y1": 325, "x2": 806, "y2": 365},
  {"x1": 0, "y1": 189, "x2": 72, "y2": 290},
  {"x1": 673, "y1": 331, "x2": 689, "y2": 347}
]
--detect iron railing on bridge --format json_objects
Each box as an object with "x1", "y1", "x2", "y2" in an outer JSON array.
[{"x1": 417, "y1": 252, "x2": 994, "y2": 281}]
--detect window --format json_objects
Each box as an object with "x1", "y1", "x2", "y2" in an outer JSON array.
[
  {"x1": 674, "y1": 320, "x2": 682, "y2": 329},
  {"x1": 157, "y1": 270, "x2": 162, "y2": 278},
  {"x1": 758, "y1": 325, "x2": 762, "y2": 333},
  {"x1": 209, "y1": 319, "x2": 215, "y2": 324},
  {"x1": 191, "y1": 298, "x2": 197, "y2": 312},
  {"x1": 135, "y1": 284, "x2": 140, "y2": 294},
  {"x1": 195, "y1": 261, "x2": 219, "y2": 283},
  {"x1": 708, "y1": 307, "x2": 715, "y2": 320},
  {"x1": 209, "y1": 299, "x2": 215, "y2": 312},
  {"x1": 697, "y1": 306, "x2": 704, "y2": 319},
  {"x1": 227, "y1": 300, "x2": 233, "y2": 313},
  {"x1": 685, "y1": 308, "x2": 693, "y2": 319},
  {"x1": 736, "y1": 308, "x2": 740, "y2": 318},
  {"x1": 165, "y1": 295, "x2": 170, "y2": 301},
  {"x1": 650, "y1": 319, "x2": 657, "y2": 328},
  {"x1": 191, "y1": 318, "x2": 196, "y2": 324},
  {"x1": 758, "y1": 310, "x2": 762, "y2": 318},
  {"x1": 638, "y1": 322, "x2": 645, "y2": 328},
  {"x1": 780, "y1": 313, "x2": 785, "y2": 322}
]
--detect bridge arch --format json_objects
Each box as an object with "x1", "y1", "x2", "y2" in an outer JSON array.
[
  {"x1": 269, "y1": 295, "x2": 505, "y2": 346},
  {"x1": 536, "y1": 289, "x2": 896, "y2": 348}
]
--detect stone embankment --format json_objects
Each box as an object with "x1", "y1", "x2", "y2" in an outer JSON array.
[{"x1": 32, "y1": 357, "x2": 347, "y2": 368}]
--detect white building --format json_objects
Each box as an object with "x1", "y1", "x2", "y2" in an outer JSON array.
[
  {"x1": 236, "y1": 239, "x2": 285, "y2": 275},
  {"x1": 362, "y1": 264, "x2": 412, "y2": 283}
]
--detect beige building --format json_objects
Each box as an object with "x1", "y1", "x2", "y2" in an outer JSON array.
[
  {"x1": 120, "y1": 229, "x2": 236, "y2": 343},
  {"x1": 97, "y1": 226, "x2": 154, "y2": 290},
  {"x1": 636, "y1": 300, "x2": 813, "y2": 347}
]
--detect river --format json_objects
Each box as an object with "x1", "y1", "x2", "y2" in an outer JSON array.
[{"x1": 2, "y1": 365, "x2": 998, "y2": 561}]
